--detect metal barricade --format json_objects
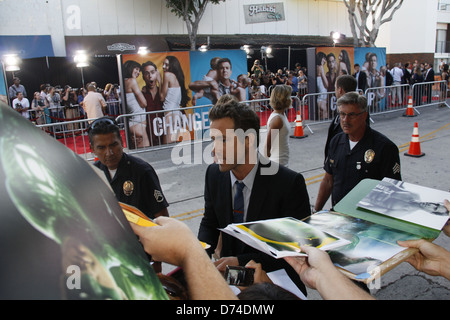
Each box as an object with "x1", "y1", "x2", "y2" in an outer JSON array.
[
  {"x1": 364, "y1": 84, "x2": 411, "y2": 115},
  {"x1": 116, "y1": 104, "x2": 215, "y2": 155},
  {"x1": 36, "y1": 117, "x2": 93, "y2": 160},
  {"x1": 300, "y1": 91, "x2": 340, "y2": 134},
  {"x1": 104, "y1": 99, "x2": 122, "y2": 117},
  {"x1": 410, "y1": 80, "x2": 449, "y2": 109},
  {"x1": 33, "y1": 81, "x2": 449, "y2": 161},
  {"x1": 34, "y1": 96, "x2": 303, "y2": 160}
]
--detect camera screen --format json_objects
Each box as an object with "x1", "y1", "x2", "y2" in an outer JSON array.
[{"x1": 224, "y1": 266, "x2": 254, "y2": 286}]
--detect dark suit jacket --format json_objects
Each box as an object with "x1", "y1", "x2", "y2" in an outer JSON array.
[
  {"x1": 198, "y1": 159, "x2": 311, "y2": 293},
  {"x1": 355, "y1": 71, "x2": 368, "y2": 92},
  {"x1": 424, "y1": 68, "x2": 435, "y2": 83}
]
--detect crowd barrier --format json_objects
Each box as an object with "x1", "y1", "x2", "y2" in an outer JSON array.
[
  {"x1": 34, "y1": 81, "x2": 448, "y2": 160},
  {"x1": 116, "y1": 96, "x2": 301, "y2": 156},
  {"x1": 300, "y1": 80, "x2": 449, "y2": 134}
]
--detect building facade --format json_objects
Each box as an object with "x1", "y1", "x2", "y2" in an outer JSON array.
[{"x1": 0, "y1": 0, "x2": 445, "y2": 89}]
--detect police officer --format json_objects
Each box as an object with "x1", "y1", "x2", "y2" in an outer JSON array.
[
  {"x1": 315, "y1": 92, "x2": 401, "y2": 211},
  {"x1": 88, "y1": 117, "x2": 169, "y2": 219}
]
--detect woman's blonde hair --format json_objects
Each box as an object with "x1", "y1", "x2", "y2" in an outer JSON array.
[{"x1": 270, "y1": 84, "x2": 292, "y2": 111}]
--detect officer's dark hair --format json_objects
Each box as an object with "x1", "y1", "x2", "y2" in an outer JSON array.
[
  {"x1": 336, "y1": 75, "x2": 357, "y2": 93},
  {"x1": 208, "y1": 98, "x2": 260, "y2": 146},
  {"x1": 88, "y1": 117, "x2": 121, "y2": 146},
  {"x1": 337, "y1": 91, "x2": 368, "y2": 112}
]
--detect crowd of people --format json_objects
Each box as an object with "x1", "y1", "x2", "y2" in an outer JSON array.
[
  {"x1": 8, "y1": 77, "x2": 121, "y2": 126},
  {"x1": 248, "y1": 59, "x2": 309, "y2": 106},
  {"x1": 7, "y1": 60, "x2": 450, "y2": 300}
]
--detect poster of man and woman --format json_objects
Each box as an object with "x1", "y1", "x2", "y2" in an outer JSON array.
[
  {"x1": 314, "y1": 46, "x2": 386, "y2": 120},
  {"x1": 120, "y1": 49, "x2": 248, "y2": 148}
]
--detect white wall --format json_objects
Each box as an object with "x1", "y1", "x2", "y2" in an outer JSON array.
[
  {"x1": 0, "y1": 0, "x2": 66, "y2": 56},
  {"x1": 0, "y1": 0, "x2": 439, "y2": 56},
  {"x1": 59, "y1": 0, "x2": 352, "y2": 37},
  {"x1": 376, "y1": 0, "x2": 438, "y2": 54}
]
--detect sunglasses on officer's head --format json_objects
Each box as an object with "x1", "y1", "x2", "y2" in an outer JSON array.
[{"x1": 88, "y1": 118, "x2": 118, "y2": 131}]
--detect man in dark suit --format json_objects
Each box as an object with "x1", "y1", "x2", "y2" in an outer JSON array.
[
  {"x1": 198, "y1": 97, "x2": 311, "y2": 293},
  {"x1": 353, "y1": 64, "x2": 367, "y2": 92},
  {"x1": 423, "y1": 62, "x2": 435, "y2": 104}
]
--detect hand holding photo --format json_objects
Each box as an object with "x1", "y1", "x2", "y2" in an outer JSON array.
[{"x1": 220, "y1": 217, "x2": 350, "y2": 259}]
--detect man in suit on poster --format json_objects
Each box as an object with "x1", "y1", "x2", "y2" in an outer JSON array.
[{"x1": 198, "y1": 98, "x2": 311, "y2": 294}]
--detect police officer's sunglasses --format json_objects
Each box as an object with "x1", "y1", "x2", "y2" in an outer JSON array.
[{"x1": 88, "y1": 117, "x2": 118, "y2": 132}]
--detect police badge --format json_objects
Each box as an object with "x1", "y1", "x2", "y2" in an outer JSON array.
[
  {"x1": 123, "y1": 180, "x2": 134, "y2": 196},
  {"x1": 364, "y1": 149, "x2": 375, "y2": 163}
]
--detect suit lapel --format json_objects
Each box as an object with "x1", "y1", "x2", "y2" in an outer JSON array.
[
  {"x1": 218, "y1": 170, "x2": 233, "y2": 226},
  {"x1": 247, "y1": 163, "x2": 269, "y2": 222}
]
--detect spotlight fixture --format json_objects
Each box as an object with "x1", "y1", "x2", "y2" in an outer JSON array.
[
  {"x1": 74, "y1": 50, "x2": 89, "y2": 68},
  {"x1": 330, "y1": 31, "x2": 346, "y2": 44},
  {"x1": 138, "y1": 46, "x2": 149, "y2": 55},
  {"x1": 3, "y1": 54, "x2": 21, "y2": 72},
  {"x1": 240, "y1": 45, "x2": 254, "y2": 59},
  {"x1": 199, "y1": 44, "x2": 209, "y2": 52}
]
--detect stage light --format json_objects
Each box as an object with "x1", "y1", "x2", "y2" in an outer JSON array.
[
  {"x1": 199, "y1": 44, "x2": 209, "y2": 52},
  {"x1": 3, "y1": 54, "x2": 21, "y2": 72},
  {"x1": 74, "y1": 51, "x2": 89, "y2": 68},
  {"x1": 138, "y1": 47, "x2": 149, "y2": 55}
]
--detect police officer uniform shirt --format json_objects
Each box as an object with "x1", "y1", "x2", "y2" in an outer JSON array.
[
  {"x1": 95, "y1": 153, "x2": 169, "y2": 219},
  {"x1": 325, "y1": 126, "x2": 401, "y2": 207}
]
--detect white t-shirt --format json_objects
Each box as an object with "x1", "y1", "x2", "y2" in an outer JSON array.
[
  {"x1": 12, "y1": 97, "x2": 30, "y2": 119},
  {"x1": 84, "y1": 91, "x2": 106, "y2": 120}
]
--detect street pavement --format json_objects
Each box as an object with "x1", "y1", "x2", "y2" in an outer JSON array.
[{"x1": 133, "y1": 103, "x2": 450, "y2": 300}]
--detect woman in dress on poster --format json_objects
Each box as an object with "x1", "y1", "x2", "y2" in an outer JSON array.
[
  {"x1": 157, "y1": 56, "x2": 190, "y2": 143},
  {"x1": 338, "y1": 49, "x2": 351, "y2": 76},
  {"x1": 316, "y1": 52, "x2": 329, "y2": 120},
  {"x1": 123, "y1": 60, "x2": 150, "y2": 148}
]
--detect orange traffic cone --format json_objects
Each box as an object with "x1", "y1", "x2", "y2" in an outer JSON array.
[
  {"x1": 403, "y1": 96, "x2": 416, "y2": 117},
  {"x1": 290, "y1": 111, "x2": 308, "y2": 139},
  {"x1": 404, "y1": 122, "x2": 425, "y2": 157}
]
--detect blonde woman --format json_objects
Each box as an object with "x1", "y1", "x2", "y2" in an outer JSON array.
[{"x1": 264, "y1": 84, "x2": 292, "y2": 167}]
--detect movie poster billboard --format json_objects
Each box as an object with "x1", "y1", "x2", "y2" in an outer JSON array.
[
  {"x1": 0, "y1": 104, "x2": 168, "y2": 300},
  {"x1": 354, "y1": 47, "x2": 387, "y2": 89},
  {"x1": 354, "y1": 47, "x2": 387, "y2": 111},
  {"x1": 315, "y1": 47, "x2": 354, "y2": 120},
  {"x1": 119, "y1": 49, "x2": 248, "y2": 148}
]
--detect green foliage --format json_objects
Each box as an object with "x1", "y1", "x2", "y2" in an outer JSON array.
[
  {"x1": 166, "y1": 0, "x2": 223, "y2": 21},
  {"x1": 165, "y1": 0, "x2": 224, "y2": 50}
]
